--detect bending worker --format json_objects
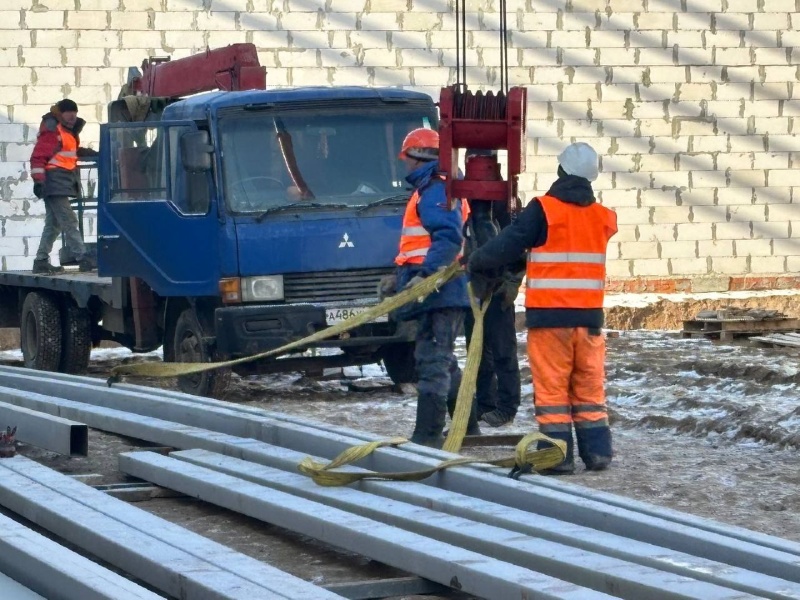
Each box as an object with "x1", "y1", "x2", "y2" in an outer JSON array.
[
  {"x1": 467, "y1": 142, "x2": 617, "y2": 473},
  {"x1": 387, "y1": 127, "x2": 476, "y2": 447},
  {"x1": 29, "y1": 98, "x2": 98, "y2": 274}
]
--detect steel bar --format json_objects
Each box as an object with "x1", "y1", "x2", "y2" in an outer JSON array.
[
  {"x1": 0, "y1": 510, "x2": 159, "y2": 600},
  {"x1": 2, "y1": 377, "x2": 800, "y2": 585},
  {"x1": 165, "y1": 449, "x2": 787, "y2": 600},
  {"x1": 0, "y1": 456, "x2": 341, "y2": 600},
  {"x1": 119, "y1": 451, "x2": 615, "y2": 600},
  {"x1": 0, "y1": 400, "x2": 87, "y2": 456},
  {"x1": 5, "y1": 366, "x2": 797, "y2": 563}
]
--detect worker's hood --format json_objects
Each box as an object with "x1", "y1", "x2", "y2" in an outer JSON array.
[
  {"x1": 234, "y1": 211, "x2": 402, "y2": 276},
  {"x1": 545, "y1": 173, "x2": 595, "y2": 207},
  {"x1": 42, "y1": 106, "x2": 86, "y2": 136}
]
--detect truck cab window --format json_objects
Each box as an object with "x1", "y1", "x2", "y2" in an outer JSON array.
[
  {"x1": 109, "y1": 126, "x2": 167, "y2": 202},
  {"x1": 218, "y1": 108, "x2": 436, "y2": 215}
]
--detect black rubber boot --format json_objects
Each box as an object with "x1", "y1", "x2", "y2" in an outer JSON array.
[
  {"x1": 78, "y1": 253, "x2": 97, "y2": 272},
  {"x1": 576, "y1": 425, "x2": 613, "y2": 471},
  {"x1": 409, "y1": 393, "x2": 447, "y2": 448},
  {"x1": 32, "y1": 259, "x2": 64, "y2": 274}
]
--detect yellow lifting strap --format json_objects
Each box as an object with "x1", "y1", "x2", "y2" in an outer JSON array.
[{"x1": 108, "y1": 260, "x2": 567, "y2": 479}]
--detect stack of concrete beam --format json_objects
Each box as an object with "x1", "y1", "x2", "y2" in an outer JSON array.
[{"x1": 1, "y1": 367, "x2": 800, "y2": 599}]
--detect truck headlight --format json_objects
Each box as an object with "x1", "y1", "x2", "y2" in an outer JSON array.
[{"x1": 241, "y1": 275, "x2": 284, "y2": 302}]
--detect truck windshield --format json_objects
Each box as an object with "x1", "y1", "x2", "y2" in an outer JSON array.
[{"x1": 218, "y1": 107, "x2": 435, "y2": 215}]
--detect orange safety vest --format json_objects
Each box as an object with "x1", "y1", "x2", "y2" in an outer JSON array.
[
  {"x1": 525, "y1": 194, "x2": 617, "y2": 309},
  {"x1": 45, "y1": 124, "x2": 78, "y2": 172},
  {"x1": 395, "y1": 186, "x2": 469, "y2": 266}
]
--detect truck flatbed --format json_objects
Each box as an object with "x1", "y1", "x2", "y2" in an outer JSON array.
[{"x1": 0, "y1": 270, "x2": 115, "y2": 306}]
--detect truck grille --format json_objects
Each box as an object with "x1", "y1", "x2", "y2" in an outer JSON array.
[{"x1": 283, "y1": 268, "x2": 394, "y2": 303}]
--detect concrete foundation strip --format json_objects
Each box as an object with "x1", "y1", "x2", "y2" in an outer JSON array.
[
  {"x1": 4, "y1": 374, "x2": 799, "y2": 580},
  {"x1": 160, "y1": 448, "x2": 797, "y2": 600},
  {"x1": 5, "y1": 366, "x2": 797, "y2": 561},
  {"x1": 0, "y1": 572, "x2": 45, "y2": 600},
  {"x1": 0, "y1": 383, "x2": 797, "y2": 598},
  {"x1": 174, "y1": 446, "x2": 800, "y2": 599},
  {"x1": 0, "y1": 456, "x2": 342, "y2": 600},
  {"x1": 0, "y1": 510, "x2": 159, "y2": 600},
  {"x1": 118, "y1": 451, "x2": 615, "y2": 600},
  {"x1": 0, "y1": 400, "x2": 88, "y2": 456}
]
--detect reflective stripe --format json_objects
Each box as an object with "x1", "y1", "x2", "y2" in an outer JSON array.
[
  {"x1": 528, "y1": 251, "x2": 606, "y2": 264},
  {"x1": 538, "y1": 423, "x2": 572, "y2": 433},
  {"x1": 401, "y1": 226, "x2": 429, "y2": 236},
  {"x1": 535, "y1": 405, "x2": 571, "y2": 415},
  {"x1": 527, "y1": 278, "x2": 604, "y2": 290},
  {"x1": 398, "y1": 248, "x2": 429, "y2": 259},
  {"x1": 30, "y1": 167, "x2": 45, "y2": 175}
]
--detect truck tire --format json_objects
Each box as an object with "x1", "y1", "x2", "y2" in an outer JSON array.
[
  {"x1": 59, "y1": 301, "x2": 92, "y2": 374},
  {"x1": 20, "y1": 291, "x2": 62, "y2": 372},
  {"x1": 380, "y1": 342, "x2": 417, "y2": 385},
  {"x1": 173, "y1": 308, "x2": 231, "y2": 398}
]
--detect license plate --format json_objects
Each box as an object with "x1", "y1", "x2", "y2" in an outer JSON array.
[{"x1": 326, "y1": 306, "x2": 388, "y2": 325}]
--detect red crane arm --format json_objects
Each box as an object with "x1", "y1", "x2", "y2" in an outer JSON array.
[{"x1": 128, "y1": 43, "x2": 266, "y2": 98}]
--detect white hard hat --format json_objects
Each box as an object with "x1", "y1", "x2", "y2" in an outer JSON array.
[{"x1": 558, "y1": 142, "x2": 599, "y2": 182}]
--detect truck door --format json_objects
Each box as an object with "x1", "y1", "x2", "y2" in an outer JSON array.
[{"x1": 97, "y1": 121, "x2": 222, "y2": 297}]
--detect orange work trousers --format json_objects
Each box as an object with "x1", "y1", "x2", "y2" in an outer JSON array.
[{"x1": 527, "y1": 327, "x2": 608, "y2": 433}]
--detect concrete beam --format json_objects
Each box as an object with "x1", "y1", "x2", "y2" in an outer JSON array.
[
  {"x1": 3, "y1": 366, "x2": 797, "y2": 565},
  {"x1": 2, "y1": 380, "x2": 800, "y2": 589},
  {"x1": 165, "y1": 449, "x2": 786, "y2": 600},
  {"x1": 0, "y1": 400, "x2": 87, "y2": 456},
  {"x1": 0, "y1": 457, "x2": 342, "y2": 600},
  {"x1": 0, "y1": 573, "x2": 45, "y2": 600},
  {"x1": 0, "y1": 510, "x2": 159, "y2": 600},
  {"x1": 119, "y1": 451, "x2": 615, "y2": 600}
]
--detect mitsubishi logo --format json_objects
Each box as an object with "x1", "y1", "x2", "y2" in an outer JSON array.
[{"x1": 338, "y1": 233, "x2": 354, "y2": 248}]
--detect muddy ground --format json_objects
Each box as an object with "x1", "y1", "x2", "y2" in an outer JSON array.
[{"x1": 6, "y1": 291, "x2": 800, "y2": 599}]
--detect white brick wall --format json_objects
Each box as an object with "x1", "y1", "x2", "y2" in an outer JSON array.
[{"x1": 0, "y1": 1, "x2": 797, "y2": 278}]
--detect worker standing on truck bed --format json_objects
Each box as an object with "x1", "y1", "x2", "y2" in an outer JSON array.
[
  {"x1": 385, "y1": 127, "x2": 477, "y2": 448},
  {"x1": 29, "y1": 99, "x2": 98, "y2": 274},
  {"x1": 467, "y1": 142, "x2": 618, "y2": 473}
]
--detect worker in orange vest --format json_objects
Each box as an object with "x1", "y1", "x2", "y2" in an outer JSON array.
[
  {"x1": 384, "y1": 127, "x2": 476, "y2": 447},
  {"x1": 29, "y1": 99, "x2": 98, "y2": 274},
  {"x1": 467, "y1": 142, "x2": 618, "y2": 473}
]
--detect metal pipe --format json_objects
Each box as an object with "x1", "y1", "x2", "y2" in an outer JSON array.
[
  {"x1": 0, "y1": 456, "x2": 341, "y2": 600},
  {"x1": 0, "y1": 511, "x2": 159, "y2": 600},
  {"x1": 119, "y1": 451, "x2": 614, "y2": 600},
  {"x1": 0, "y1": 400, "x2": 87, "y2": 456}
]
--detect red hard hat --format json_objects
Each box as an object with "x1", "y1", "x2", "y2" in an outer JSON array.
[{"x1": 399, "y1": 128, "x2": 439, "y2": 161}]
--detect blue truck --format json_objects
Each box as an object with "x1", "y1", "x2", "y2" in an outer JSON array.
[{"x1": 0, "y1": 49, "x2": 436, "y2": 397}]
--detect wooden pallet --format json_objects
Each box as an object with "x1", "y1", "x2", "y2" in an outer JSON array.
[
  {"x1": 682, "y1": 317, "x2": 800, "y2": 341},
  {"x1": 751, "y1": 332, "x2": 800, "y2": 349}
]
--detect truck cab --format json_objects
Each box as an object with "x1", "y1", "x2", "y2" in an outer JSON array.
[{"x1": 96, "y1": 87, "x2": 437, "y2": 396}]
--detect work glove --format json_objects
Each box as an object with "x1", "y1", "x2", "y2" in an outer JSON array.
[
  {"x1": 404, "y1": 274, "x2": 426, "y2": 291},
  {"x1": 377, "y1": 273, "x2": 397, "y2": 301},
  {"x1": 469, "y1": 271, "x2": 499, "y2": 303},
  {"x1": 498, "y1": 278, "x2": 521, "y2": 310},
  {"x1": 32, "y1": 182, "x2": 44, "y2": 199}
]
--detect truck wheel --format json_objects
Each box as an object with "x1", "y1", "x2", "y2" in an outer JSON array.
[
  {"x1": 380, "y1": 342, "x2": 417, "y2": 385},
  {"x1": 20, "y1": 291, "x2": 62, "y2": 372},
  {"x1": 59, "y1": 301, "x2": 92, "y2": 374},
  {"x1": 173, "y1": 308, "x2": 230, "y2": 398}
]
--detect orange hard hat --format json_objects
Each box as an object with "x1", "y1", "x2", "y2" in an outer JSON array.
[{"x1": 399, "y1": 128, "x2": 439, "y2": 161}]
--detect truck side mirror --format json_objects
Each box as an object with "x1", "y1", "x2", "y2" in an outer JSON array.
[{"x1": 180, "y1": 130, "x2": 213, "y2": 172}]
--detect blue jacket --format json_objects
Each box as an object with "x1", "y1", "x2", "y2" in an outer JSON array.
[{"x1": 395, "y1": 160, "x2": 469, "y2": 318}]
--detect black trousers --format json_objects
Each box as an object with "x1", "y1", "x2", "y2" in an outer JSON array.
[{"x1": 464, "y1": 294, "x2": 521, "y2": 418}]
